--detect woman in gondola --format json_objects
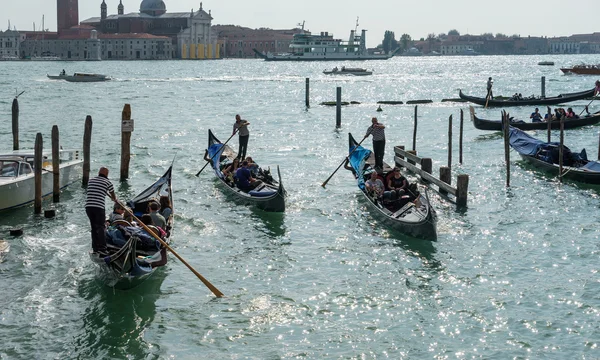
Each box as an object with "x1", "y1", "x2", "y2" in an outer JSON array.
[{"x1": 222, "y1": 157, "x2": 241, "y2": 185}]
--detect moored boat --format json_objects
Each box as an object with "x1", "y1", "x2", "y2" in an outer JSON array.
[
  {"x1": 538, "y1": 61, "x2": 554, "y2": 66},
  {"x1": 346, "y1": 133, "x2": 437, "y2": 240},
  {"x1": 47, "y1": 72, "x2": 110, "y2": 82},
  {"x1": 560, "y1": 64, "x2": 600, "y2": 75},
  {"x1": 323, "y1": 66, "x2": 373, "y2": 76},
  {"x1": 469, "y1": 106, "x2": 600, "y2": 131},
  {"x1": 0, "y1": 149, "x2": 82, "y2": 211},
  {"x1": 459, "y1": 88, "x2": 595, "y2": 107},
  {"x1": 509, "y1": 127, "x2": 600, "y2": 184},
  {"x1": 204, "y1": 129, "x2": 286, "y2": 212},
  {"x1": 89, "y1": 165, "x2": 174, "y2": 289}
]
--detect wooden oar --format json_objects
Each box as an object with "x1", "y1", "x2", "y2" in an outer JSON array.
[
  {"x1": 321, "y1": 136, "x2": 367, "y2": 188},
  {"x1": 118, "y1": 201, "x2": 225, "y2": 298},
  {"x1": 195, "y1": 128, "x2": 239, "y2": 177},
  {"x1": 484, "y1": 89, "x2": 491, "y2": 108},
  {"x1": 579, "y1": 98, "x2": 596, "y2": 116}
]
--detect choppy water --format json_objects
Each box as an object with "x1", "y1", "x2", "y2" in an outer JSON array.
[{"x1": 0, "y1": 55, "x2": 599, "y2": 359}]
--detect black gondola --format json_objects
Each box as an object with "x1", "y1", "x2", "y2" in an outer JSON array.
[
  {"x1": 509, "y1": 127, "x2": 600, "y2": 184},
  {"x1": 459, "y1": 88, "x2": 595, "y2": 107},
  {"x1": 469, "y1": 106, "x2": 600, "y2": 131},
  {"x1": 205, "y1": 129, "x2": 286, "y2": 212},
  {"x1": 89, "y1": 166, "x2": 173, "y2": 289},
  {"x1": 346, "y1": 133, "x2": 437, "y2": 241}
]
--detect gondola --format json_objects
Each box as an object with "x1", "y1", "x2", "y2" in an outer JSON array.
[
  {"x1": 346, "y1": 133, "x2": 437, "y2": 241},
  {"x1": 89, "y1": 165, "x2": 174, "y2": 289},
  {"x1": 469, "y1": 106, "x2": 600, "y2": 131},
  {"x1": 509, "y1": 127, "x2": 600, "y2": 184},
  {"x1": 459, "y1": 88, "x2": 595, "y2": 107},
  {"x1": 205, "y1": 129, "x2": 286, "y2": 212}
]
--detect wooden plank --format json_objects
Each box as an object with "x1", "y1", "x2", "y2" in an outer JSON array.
[
  {"x1": 394, "y1": 156, "x2": 457, "y2": 196},
  {"x1": 394, "y1": 146, "x2": 422, "y2": 164}
]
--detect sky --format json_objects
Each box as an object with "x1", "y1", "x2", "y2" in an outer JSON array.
[{"x1": 1, "y1": 0, "x2": 598, "y2": 47}]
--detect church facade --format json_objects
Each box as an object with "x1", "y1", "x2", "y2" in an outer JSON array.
[{"x1": 81, "y1": 0, "x2": 219, "y2": 59}]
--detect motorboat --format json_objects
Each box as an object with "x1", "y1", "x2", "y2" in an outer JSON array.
[
  {"x1": 538, "y1": 61, "x2": 555, "y2": 66},
  {"x1": 0, "y1": 149, "x2": 82, "y2": 211},
  {"x1": 323, "y1": 66, "x2": 373, "y2": 76},
  {"x1": 400, "y1": 47, "x2": 422, "y2": 56},
  {"x1": 47, "y1": 72, "x2": 110, "y2": 82},
  {"x1": 560, "y1": 64, "x2": 600, "y2": 75}
]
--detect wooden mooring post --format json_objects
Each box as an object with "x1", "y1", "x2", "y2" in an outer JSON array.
[
  {"x1": 394, "y1": 146, "x2": 469, "y2": 207},
  {"x1": 541, "y1": 76, "x2": 546, "y2": 98},
  {"x1": 34, "y1": 133, "x2": 43, "y2": 214},
  {"x1": 598, "y1": 132, "x2": 600, "y2": 161},
  {"x1": 82, "y1": 115, "x2": 92, "y2": 188},
  {"x1": 51, "y1": 125, "x2": 60, "y2": 202},
  {"x1": 547, "y1": 106, "x2": 552, "y2": 143},
  {"x1": 335, "y1": 87, "x2": 342, "y2": 128},
  {"x1": 502, "y1": 111, "x2": 511, "y2": 187},
  {"x1": 412, "y1": 105, "x2": 418, "y2": 151},
  {"x1": 559, "y1": 117, "x2": 564, "y2": 183},
  {"x1": 12, "y1": 97, "x2": 19, "y2": 151},
  {"x1": 120, "y1": 104, "x2": 132, "y2": 181},
  {"x1": 305, "y1": 78, "x2": 310, "y2": 108},
  {"x1": 447, "y1": 114, "x2": 453, "y2": 168},
  {"x1": 459, "y1": 109, "x2": 464, "y2": 165}
]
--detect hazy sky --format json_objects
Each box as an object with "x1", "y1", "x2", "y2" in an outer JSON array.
[{"x1": 1, "y1": 0, "x2": 598, "y2": 47}]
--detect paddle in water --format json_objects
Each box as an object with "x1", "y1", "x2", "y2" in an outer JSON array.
[{"x1": 321, "y1": 136, "x2": 367, "y2": 188}]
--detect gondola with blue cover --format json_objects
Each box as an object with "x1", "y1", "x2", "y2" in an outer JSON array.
[
  {"x1": 205, "y1": 129, "x2": 286, "y2": 212},
  {"x1": 346, "y1": 133, "x2": 437, "y2": 241}
]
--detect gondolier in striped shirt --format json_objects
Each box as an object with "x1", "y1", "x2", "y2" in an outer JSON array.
[
  {"x1": 233, "y1": 114, "x2": 250, "y2": 160},
  {"x1": 364, "y1": 117, "x2": 386, "y2": 172},
  {"x1": 85, "y1": 167, "x2": 117, "y2": 256}
]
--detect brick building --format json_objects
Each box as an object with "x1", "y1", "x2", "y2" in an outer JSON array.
[{"x1": 213, "y1": 25, "x2": 303, "y2": 58}]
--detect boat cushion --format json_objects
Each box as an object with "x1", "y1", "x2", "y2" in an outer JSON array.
[{"x1": 248, "y1": 190, "x2": 276, "y2": 197}]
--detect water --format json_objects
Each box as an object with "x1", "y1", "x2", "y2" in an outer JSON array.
[{"x1": 1, "y1": 56, "x2": 599, "y2": 359}]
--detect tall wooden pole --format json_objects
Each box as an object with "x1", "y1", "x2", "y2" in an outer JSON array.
[
  {"x1": 559, "y1": 116, "x2": 564, "y2": 183},
  {"x1": 305, "y1": 78, "x2": 310, "y2": 108},
  {"x1": 541, "y1": 76, "x2": 546, "y2": 98},
  {"x1": 12, "y1": 98, "x2": 19, "y2": 151},
  {"x1": 547, "y1": 106, "x2": 552, "y2": 143},
  {"x1": 82, "y1": 115, "x2": 92, "y2": 188},
  {"x1": 120, "y1": 104, "x2": 132, "y2": 181},
  {"x1": 598, "y1": 132, "x2": 600, "y2": 161},
  {"x1": 412, "y1": 105, "x2": 418, "y2": 151},
  {"x1": 51, "y1": 125, "x2": 60, "y2": 202},
  {"x1": 34, "y1": 133, "x2": 43, "y2": 214},
  {"x1": 459, "y1": 109, "x2": 464, "y2": 165},
  {"x1": 447, "y1": 114, "x2": 453, "y2": 168},
  {"x1": 503, "y1": 111, "x2": 511, "y2": 187},
  {"x1": 335, "y1": 87, "x2": 342, "y2": 128}
]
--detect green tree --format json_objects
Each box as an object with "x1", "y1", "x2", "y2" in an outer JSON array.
[
  {"x1": 495, "y1": 33, "x2": 507, "y2": 38},
  {"x1": 381, "y1": 30, "x2": 398, "y2": 53},
  {"x1": 400, "y1": 33, "x2": 412, "y2": 51},
  {"x1": 448, "y1": 29, "x2": 460, "y2": 36}
]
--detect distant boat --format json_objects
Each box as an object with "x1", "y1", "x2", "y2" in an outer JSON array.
[
  {"x1": 400, "y1": 47, "x2": 422, "y2": 56},
  {"x1": 469, "y1": 106, "x2": 600, "y2": 131},
  {"x1": 538, "y1": 61, "x2": 555, "y2": 66},
  {"x1": 457, "y1": 48, "x2": 480, "y2": 56},
  {"x1": 561, "y1": 64, "x2": 600, "y2": 75},
  {"x1": 323, "y1": 66, "x2": 373, "y2": 76},
  {"x1": 47, "y1": 72, "x2": 110, "y2": 82}
]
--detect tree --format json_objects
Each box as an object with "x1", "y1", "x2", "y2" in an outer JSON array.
[
  {"x1": 495, "y1": 33, "x2": 507, "y2": 38},
  {"x1": 482, "y1": 32, "x2": 494, "y2": 38},
  {"x1": 381, "y1": 30, "x2": 398, "y2": 53},
  {"x1": 448, "y1": 29, "x2": 460, "y2": 36},
  {"x1": 400, "y1": 33, "x2": 412, "y2": 51}
]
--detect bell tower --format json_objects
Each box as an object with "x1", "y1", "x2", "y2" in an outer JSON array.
[
  {"x1": 56, "y1": 0, "x2": 79, "y2": 34},
  {"x1": 101, "y1": 0, "x2": 107, "y2": 20},
  {"x1": 118, "y1": 0, "x2": 124, "y2": 15}
]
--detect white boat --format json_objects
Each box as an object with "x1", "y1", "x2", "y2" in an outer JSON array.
[
  {"x1": 0, "y1": 149, "x2": 83, "y2": 211},
  {"x1": 0, "y1": 55, "x2": 20, "y2": 61},
  {"x1": 400, "y1": 47, "x2": 422, "y2": 56},
  {"x1": 323, "y1": 66, "x2": 373, "y2": 76},
  {"x1": 457, "y1": 48, "x2": 480, "y2": 56},
  {"x1": 254, "y1": 21, "x2": 395, "y2": 61},
  {"x1": 47, "y1": 72, "x2": 110, "y2": 82}
]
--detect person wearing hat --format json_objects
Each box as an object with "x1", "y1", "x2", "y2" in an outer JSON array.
[{"x1": 486, "y1": 77, "x2": 494, "y2": 99}]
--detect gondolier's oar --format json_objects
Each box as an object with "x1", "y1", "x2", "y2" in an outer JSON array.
[
  {"x1": 484, "y1": 90, "x2": 491, "y2": 108},
  {"x1": 195, "y1": 128, "x2": 240, "y2": 177},
  {"x1": 321, "y1": 136, "x2": 367, "y2": 188},
  {"x1": 118, "y1": 201, "x2": 225, "y2": 298},
  {"x1": 579, "y1": 99, "x2": 596, "y2": 116}
]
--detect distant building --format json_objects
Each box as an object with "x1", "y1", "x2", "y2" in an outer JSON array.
[
  {"x1": 57, "y1": 0, "x2": 79, "y2": 34},
  {"x1": 440, "y1": 41, "x2": 483, "y2": 55},
  {"x1": 513, "y1": 36, "x2": 548, "y2": 55},
  {"x1": 549, "y1": 38, "x2": 580, "y2": 54},
  {"x1": 213, "y1": 25, "x2": 303, "y2": 58},
  {"x1": 0, "y1": 30, "x2": 21, "y2": 59}
]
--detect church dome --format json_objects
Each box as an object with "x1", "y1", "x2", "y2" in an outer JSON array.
[{"x1": 140, "y1": 0, "x2": 166, "y2": 16}]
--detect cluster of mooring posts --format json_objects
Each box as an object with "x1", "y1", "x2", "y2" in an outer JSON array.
[{"x1": 9, "y1": 96, "x2": 135, "y2": 234}]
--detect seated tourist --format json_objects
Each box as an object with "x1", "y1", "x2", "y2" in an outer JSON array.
[
  {"x1": 148, "y1": 202, "x2": 166, "y2": 230},
  {"x1": 387, "y1": 167, "x2": 409, "y2": 195},
  {"x1": 159, "y1": 195, "x2": 172, "y2": 220},
  {"x1": 235, "y1": 160, "x2": 262, "y2": 192},
  {"x1": 108, "y1": 203, "x2": 125, "y2": 224},
  {"x1": 365, "y1": 171, "x2": 396, "y2": 201},
  {"x1": 222, "y1": 157, "x2": 240, "y2": 185},
  {"x1": 530, "y1": 108, "x2": 543, "y2": 123},
  {"x1": 244, "y1": 156, "x2": 260, "y2": 176},
  {"x1": 141, "y1": 214, "x2": 167, "y2": 238},
  {"x1": 566, "y1": 107, "x2": 577, "y2": 118}
]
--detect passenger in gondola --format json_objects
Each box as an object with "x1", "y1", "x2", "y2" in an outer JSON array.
[
  {"x1": 108, "y1": 203, "x2": 125, "y2": 224},
  {"x1": 244, "y1": 156, "x2": 260, "y2": 176},
  {"x1": 148, "y1": 202, "x2": 166, "y2": 230},
  {"x1": 141, "y1": 214, "x2": 167, "y2": 238},
  {"x1": 595, "y1": 80, "x2": 600, "y2": 96},
  {"x1": 387, "y1": 167, "x2": 409, "y2": 196},
  {"x1": 235, "y1": 160, "x2": 262, "y2": 192},
  {"x1": 566, "y1": 107, "x2": 577, "y2": 118},
  {"x1": 159, "y1": 195, "x2": 172, "y2": 220},
  {"x1": 222, "y1": 157, "x2": 240, "y2": 185},
  {"x1": 365, "y1": 171, "x2": 395, "y2": 201},
  {"x1": 530, "y1": 108, "x2": 543, "y2": 123}
]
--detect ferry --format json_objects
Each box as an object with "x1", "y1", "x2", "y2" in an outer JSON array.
[
  {"x1": 323, "y1": 66, "x2": 373, "y2": 76},
  {"x1": 254, "y1": 21, "x2": 395, "y2": 61}
]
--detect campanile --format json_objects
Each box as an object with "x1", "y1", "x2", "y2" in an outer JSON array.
[{"x1": 57, "y1": 0, "x2": 79, "y2": 33}]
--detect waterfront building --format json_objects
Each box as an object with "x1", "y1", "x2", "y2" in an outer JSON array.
[
  {"x1": 440, "y1": 41, "x2": 483, "y2": 55},
  {"x1": 213, "y1": 25, "x2": 301, "y2": 58},
  {"x1": 0, "y1": 30, "x2": 22, "y2": 59},
  {"x1": 549, "y1": 38, "x2": 580, "y2": 54}
]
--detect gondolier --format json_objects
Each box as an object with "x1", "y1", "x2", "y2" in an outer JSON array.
[
  {"x1": 233, "y1": 114, "x2": 250, "y2": 160},
  {"x1": 85, "y1": 167, "x2": 117, "y2": 256},
  {"x1": 363, "y1": 117, "x2": 386, "y2": 171},
  {"x1": 486, "y1": 77, "x2": 494, "y2": 99}
]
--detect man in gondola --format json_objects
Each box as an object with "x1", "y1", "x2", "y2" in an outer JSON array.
[
  {"x1": 85, "y1": 167, "x2": 117, "y2": 256},
  {"x1": 595, "y1": 80, "x2": 600, "y2": 96},
  {"x1": 486, "y1": 77, "x2": 494, "y2": 99},
  {"x1": 363, "y1": 117, "x2": 386, "y2": 172},
  {"x1": 233, "y1": 114, "x2": 250, "y2": 161}
]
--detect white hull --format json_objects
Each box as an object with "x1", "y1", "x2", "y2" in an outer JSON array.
[
  {"x1": 263, "y1": 53, "x2": 391, "y2": 61},
  {"x1": 0, "y1": 160, "x2": 82, "y2": 211}
]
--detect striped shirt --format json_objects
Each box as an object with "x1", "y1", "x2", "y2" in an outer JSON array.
[
  {"x1": 85, "y1": 175, "x2": 115, "y2": 209},
  {"x1": 365, "y1": 125, "x2": 386, "y2": 141},
  {"x1": 233, "y1": 121, "x2": 250, "y2": 137}
]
